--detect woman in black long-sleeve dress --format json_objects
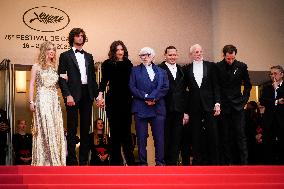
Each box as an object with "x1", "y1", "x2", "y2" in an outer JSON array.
[{"x1": 97, "y1": 40, "x2": 134, "y2": 165}]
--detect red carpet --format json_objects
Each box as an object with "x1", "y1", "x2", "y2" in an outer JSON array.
[{"x1": 0, "y1": 166, "x2": 284, "y2": 188}]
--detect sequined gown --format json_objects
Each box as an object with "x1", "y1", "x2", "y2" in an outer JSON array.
[{"x1": 31, "y1": 67, "x2": 66, "y2": 166}]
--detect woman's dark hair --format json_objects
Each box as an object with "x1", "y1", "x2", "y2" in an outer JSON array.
[
  {"x1": 164, "y1": 46, "x2": 177, "y2": 54},
  {"x1": 93, "y1": 118, "x2": 108, "y2": 145},
  {"x1": 94, "y1": 118, "x2": 104, "y2": 130},
  {"x1": 222, "y1": 44, "x2": 237, "y2": 56},
  {"x1": 108, "y1": 40, "x2": 128, "y2": 61},
  {"x1": 68, "y1": 28, "x2": 87, "y2": 47}
]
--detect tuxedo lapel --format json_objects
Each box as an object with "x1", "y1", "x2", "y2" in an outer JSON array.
[
  {"x1": 189, "y1": 63, "x2": 199, "y2": 87},
  {"x1": 164, "y1": 64, "x2": 175, "y2": 82},
  {"x1": 203, "y1": 62, "x2": 208, "y2": 78},
  {"x1": 68, "y1": 49, "x2": 80, "y2": 71},
  {"x1": 276, "y1": 82, "x2": 284, "y2": 99},
  {"x1": 175, "y1": 65, "x2": 184, "y2": 85},
  {"x1": 231, "y1": 62, "x2": 240, "y2": 79},
  {"x1": 84, "y1": 53, "x2": 90, "y2": 73},
  {"x1": 139, "y1": 64, "x2": 152, "y2": 86},
  {"x1": 200, "y1": 61, "x2": 208, "y2": 87},
  {"x1": 152, "y1": 64, "x2": 159, "y2": 83},
  {"x1": 221, "y1": 61, "x2": 232, "y2": 82},
  {"x1": 189, "y1": 63, "x2": 194, "y2": 78}
]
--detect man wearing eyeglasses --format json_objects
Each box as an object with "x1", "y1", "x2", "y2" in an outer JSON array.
[
  {"x1": 260, "y1": 65, "x2": 284, "y2": 164},
  {"x1": 129, "y1": 47, "x2": 169, "y2": 166}
]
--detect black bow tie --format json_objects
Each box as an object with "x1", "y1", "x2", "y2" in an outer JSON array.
[{"x1": 75, "y1": 49, "x2": 84, "y2": 54}]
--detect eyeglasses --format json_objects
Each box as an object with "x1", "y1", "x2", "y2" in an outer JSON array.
[
  {"x1": 269, "y1": 72, "x2": 281, "y2": 76},
  {"x1": 139, "y1": 54, "x2": 150, "y2": 58}
]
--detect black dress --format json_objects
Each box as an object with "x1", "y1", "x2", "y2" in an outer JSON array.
[
  {"x1": 89, "y1": 132, "x2": 110, "y2": 165},
  {"x1": 99, "y1": 58, "x2": 135, "y2": 165},
  {"x1": 13, "y1": 133, "x2": 32, "y2": 165}
]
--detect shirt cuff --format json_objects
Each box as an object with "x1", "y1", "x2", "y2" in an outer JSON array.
[
  {"x1": 215, "y1": 103, "x2": 220, "y2": 107},
  {"x1": 275, "y1": 99, "x2": 278, "y2": 106}
]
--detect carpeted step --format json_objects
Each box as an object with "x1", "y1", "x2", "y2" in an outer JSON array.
[{"x1": 0, "y1": 166, "x2": 283, "y2": 189}]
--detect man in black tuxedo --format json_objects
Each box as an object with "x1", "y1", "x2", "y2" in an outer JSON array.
[
  {"x1": 216, "y1": 44, "x2": 252, "y2": 165},
  {"x1": 260, "y1": 65, "x2": 284, "y2": 164},
  {"x1": 183, "y1": 44, "x2": 221, "y2": 165},
  {"x1": 58, "y1": 28, "x2": 99, "y2": 165},
  {"x1": 159, "y1": 46, "x2": 189, "y2": 165}
]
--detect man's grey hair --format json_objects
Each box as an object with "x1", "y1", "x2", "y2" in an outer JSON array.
[
  {"x1": 271, "y1": 65, "x2": 284, "y2": 73},
  {"x1": 189, "y1": 44, "x2": 202, "y2": 54},
  {"x1": 139, "y1": 47, "x2": 155, "y2": 58}
]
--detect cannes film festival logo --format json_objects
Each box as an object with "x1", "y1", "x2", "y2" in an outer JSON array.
[{"x1": 23, "y1": 6, "x2": 70, "y2": 32}]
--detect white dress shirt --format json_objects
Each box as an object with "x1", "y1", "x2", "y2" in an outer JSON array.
[
  {"x1": 72, "y1": 47, "x2": 87, "y2": 84},
  {"x1": 275, "y1": 81, "x2": 283, "y2": 97},
  {"x1": 193, "y1": 60, "x2": 203, "y2": 88},
  {"x1": 144, "y1": 63, "x2": 155, "y2": 82},
  {"x1": 165, "y1": 62, "x2": 177, "y2": 80}
]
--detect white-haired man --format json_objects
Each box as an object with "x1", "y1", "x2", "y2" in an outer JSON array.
[
  {"x1": 183, "y1": 44, "x2": 221, "y2": 165},
  {"x1": 129, "y1": 47, "x2": 169, "y2": 166}
]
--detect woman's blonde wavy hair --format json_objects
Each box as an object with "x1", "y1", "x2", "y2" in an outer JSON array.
[{"x1": 37, "y1": 41, "x2": 57, "y2": 69}]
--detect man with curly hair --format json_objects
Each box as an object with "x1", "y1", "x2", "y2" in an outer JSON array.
[{"x1": 58, "y1": 28, "x2": 99, "y2": 165}]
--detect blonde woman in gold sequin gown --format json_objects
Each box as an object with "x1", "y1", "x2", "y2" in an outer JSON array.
[{"x1": 29, "y1": 41, "x2": 66, "y2": 166}]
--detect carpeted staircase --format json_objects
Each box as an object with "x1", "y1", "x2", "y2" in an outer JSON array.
[{"x1": 0, "y1": 166, "x2": 284, "y2": 188}]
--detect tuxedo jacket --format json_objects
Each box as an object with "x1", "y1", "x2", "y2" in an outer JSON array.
[
  {"x1": 183, "y1": 61, "x2": 220, "y2": 114},
  {"x1": 216, "y1": 59, "x2": 252, "y2": 112},
  {"x1": 158, "y1": 62, "x2": 188, "y2": 114},
  {"x1": 259, "y1": 82, "x2": 284, "y2": 128},
  {"x1": 129, "y1": 63, "x2": 169, "y2": 118},
  {"x1": 58, "y1": 49, "x2": 98, "y2": 102}
]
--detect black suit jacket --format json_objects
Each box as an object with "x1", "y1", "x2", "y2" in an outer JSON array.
[
  {"x1": 216, "y1": 59, "x2": 252, "y2": 112},
  {"x1": 159, "y1": 62, "x2": 188, "y2": 113},
  {"x1": 183, "y1": 61, "x2": 220, "y2": 114},
  {"x1": 259, "y1": 82, "x2": 284, "y2": 123},
  {"x1": 58, "y1": 49, "x2": 98, "y2": 102}
]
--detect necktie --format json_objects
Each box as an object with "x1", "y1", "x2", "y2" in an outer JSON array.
[{"x1": 75, "y1": 49, "x2": 84, "y2": 54}]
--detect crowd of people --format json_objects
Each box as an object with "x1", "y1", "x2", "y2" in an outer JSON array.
[{"x1": 0, "y1": 27, "x2": 283, "y2": 166}]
